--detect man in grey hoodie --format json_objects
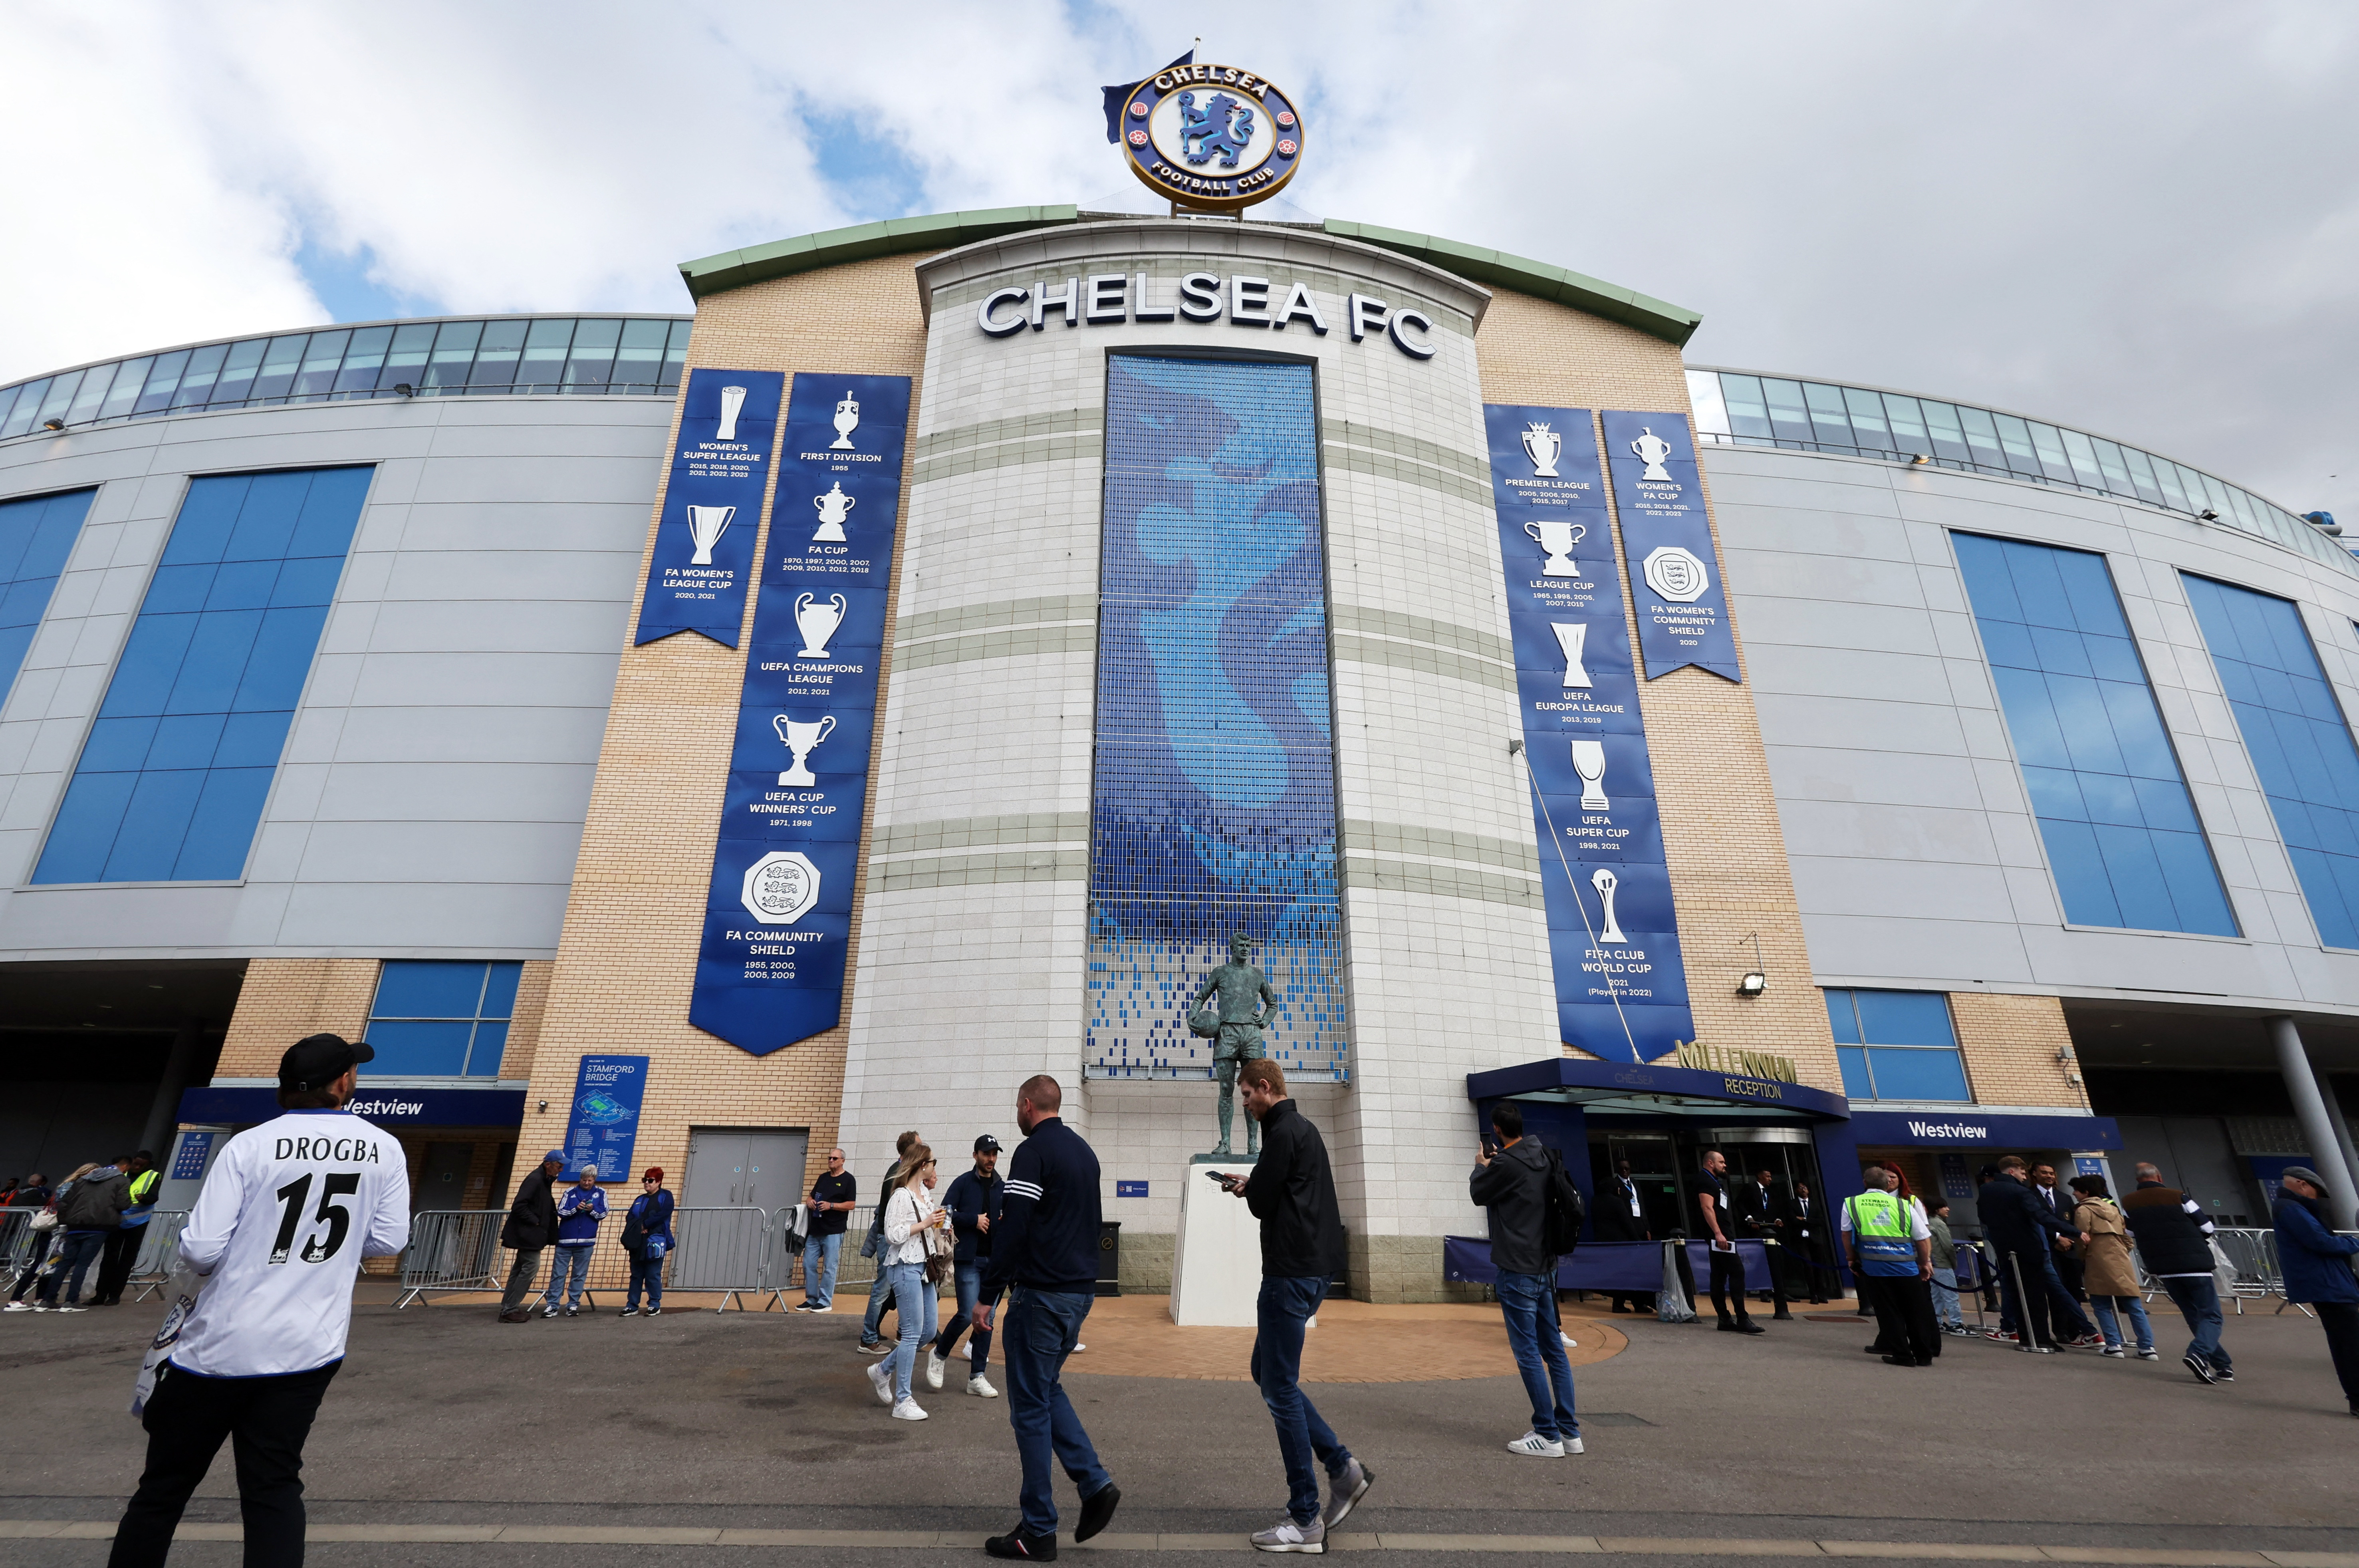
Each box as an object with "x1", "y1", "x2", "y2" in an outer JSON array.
[{"x1": 1470, "y1": 1103, "x2": 1581, "y2": 1459}]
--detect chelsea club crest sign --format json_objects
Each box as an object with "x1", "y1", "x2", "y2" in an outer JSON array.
[{"x1": 1120, "y1": 63, "x2": 1304, "y2": 213}]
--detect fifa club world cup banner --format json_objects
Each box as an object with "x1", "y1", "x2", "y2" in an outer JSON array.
[
  {"x1": 635, "y1": 369, "x2": 785, "y2": 647},
  {"x1": 1600, "y1": 411, "x2": 1741, "y2": 683},
  {"x1": 1486, "y1": 403, "x2": 1695, "y2": 1064},
  {"x1": 690, "y1": 373, "x2": 911, "y2": 1055}
]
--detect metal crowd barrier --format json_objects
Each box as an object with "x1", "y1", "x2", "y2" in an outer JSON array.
[
  {"x1": 393, "y1": 1211, "x2": 508, "y2": 1308},
  {"x1": 395, "y1": 1206, "x2": 778, "y2": 1313},
  {"x1": 125, "y1": 1212, "x2": 190, "y2": 1302},
  {"x1": 0, "y1": 1210, "x2": 39, "y2": 1288}
]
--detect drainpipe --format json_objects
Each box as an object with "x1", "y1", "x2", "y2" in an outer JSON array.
[{"x1": 2270, "y1": 1016, "x2": 2359, "y2": 1229}]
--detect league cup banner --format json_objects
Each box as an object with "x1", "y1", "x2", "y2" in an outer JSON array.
[
  {"x1": 1486, "y1": 403, "x2": 1695, "y2": 1064},
  {"x1": 634, "y1": 369, "x2": 786, "y2": 648},
  {"x1": 689, "y1": 373, "x2": 911, "y2": 1056},
  {"x1": 565, "y1": 1054, "x2": 649, "y2": 1182},
  {"x1": 1600, "y1": 411, "x2": 1741, "y2": 683}
]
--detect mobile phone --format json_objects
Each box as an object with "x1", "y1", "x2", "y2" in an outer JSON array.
[
  {"x1": 1204, "y1": 1169, "x2": 1234, "y2": 1184},
  {"x1": 1480, "y1": 1135, "x2": 1500, "y2": 1156}
]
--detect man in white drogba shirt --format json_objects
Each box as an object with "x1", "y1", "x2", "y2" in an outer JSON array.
[{"x1": 109, "y1": 1034, "x2": 411, "y2": 1568}]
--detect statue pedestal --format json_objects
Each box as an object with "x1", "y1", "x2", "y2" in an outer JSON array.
[{"x1": 1170, "y1": 1157, "x2": 1262, "y2": 1326}]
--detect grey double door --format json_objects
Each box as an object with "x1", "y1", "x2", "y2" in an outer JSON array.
[{"x1": 675, "y1": 1127, "x2": 807, "y2": 1289}]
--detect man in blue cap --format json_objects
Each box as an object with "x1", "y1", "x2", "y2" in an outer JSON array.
[{"x1": 497, "y1": 1150, "x2": 567, "y2": 1323}]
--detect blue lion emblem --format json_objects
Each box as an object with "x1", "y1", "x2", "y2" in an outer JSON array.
[{"x1": 1178, "y1": 91, "x2": 1256, "y2": 168}]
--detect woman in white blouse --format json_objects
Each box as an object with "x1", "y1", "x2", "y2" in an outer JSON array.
[{"x1": 865, "y1": 1144, "x2": 946, "y2": 1419}]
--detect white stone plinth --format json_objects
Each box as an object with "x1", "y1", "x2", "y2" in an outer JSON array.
[{"x1": 1170, "y1": 1160, "x2": 1262, "y2": 1326}]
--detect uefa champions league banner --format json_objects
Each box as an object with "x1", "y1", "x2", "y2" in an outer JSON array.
[
  {"x1": 635, "y1": 369, "x2": 786, "y2": 647},
  {"x1": 1485, "y1": 403, "x2": 1695, "y2": 1064},
  {"x1": 690, "y1": 373, "x2": 911, "y2": 1056},
  {"x1": 1600, "y1": 411, "x2": 1742, "y2": 683}
]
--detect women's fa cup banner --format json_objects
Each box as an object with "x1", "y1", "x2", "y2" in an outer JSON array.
[
  {"x1": 636, "y1": 369, "x2": 785, "y2": 647},
  {"x1": 1601, "y1": 411, "x2": 1741, "y2": 683},
  {"x1": 690, "y1": 373, "x2": 911, "y2": 1056}
]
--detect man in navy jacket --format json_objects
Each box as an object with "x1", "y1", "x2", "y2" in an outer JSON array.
[
  {"x1": 1978, "y1": 1155, "x2": 2093, "y2": 1349},
  {"x1": 928, "y1": 1134, "x2": 1005, "y2": 1398},
  {"x1": 2272, "y1": 1167, "x2": 2359, "y2": 1416}
]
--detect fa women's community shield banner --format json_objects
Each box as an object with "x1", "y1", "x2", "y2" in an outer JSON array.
[
  {"x1": 689, "y1": 373, "x2": 911, "y2": 1056},
  {"x1": 635, "y1": 369, "x2": 785, "y2": 647},
  {"x1": 1601, "y1": 410, "x2": 1741, "y2": 683},
  {"x1": 1486, "y1": 403, "x2": 1694, "y2": 1064}
]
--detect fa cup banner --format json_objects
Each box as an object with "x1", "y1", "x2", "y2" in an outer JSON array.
[
  {"x1": 636, "y1": 369, "x2": 785, "y2": 648},
  {"x1": 690, "y1": 373, "x2": 911, "y2": 1056},
  {"x1": 1601, "y1": 411, "x2": 1741, "y2": 683},
  {"x1": 1486, "y1": 404, "x2": 1694, "y2": 1064}
]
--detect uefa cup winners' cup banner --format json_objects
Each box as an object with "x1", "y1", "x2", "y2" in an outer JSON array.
[
  {"x1": 1601, "y1": 411, "x2": 1741, "y2": 683},
  {"x1": 1486, "y1": 404, "x2": 1694, "y2": 1064},
  {"x1": 636, "y1": 369, "x2": 786, "y2": 647},
  {"x1": 689, "y1": 373, "x2": 911, "y2": 1056}
]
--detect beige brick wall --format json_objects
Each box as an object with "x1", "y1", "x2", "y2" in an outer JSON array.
[
  {"x1": 518, "y1": 253, "x2": 929, "y2": 1208},
  {"x1": 1473, "y1": 292, "x2": 1841, "y2": 1095},
  {"x1": 1948, "y1": 991, "x2": 2089, "y2": 1110},
  {"x1": 214, "y1": 959, "x2": 379, "y2": 1077}
]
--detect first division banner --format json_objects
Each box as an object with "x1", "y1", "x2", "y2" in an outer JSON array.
[{"x1": 690, "y1": 373, "x2": 911, "y2": 1055}]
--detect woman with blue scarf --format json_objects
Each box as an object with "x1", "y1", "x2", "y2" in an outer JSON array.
[{"x1": 620, "y1": 1167, "x2": 675, "y2": 1318}]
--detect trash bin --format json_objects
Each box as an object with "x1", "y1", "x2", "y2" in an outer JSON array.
[{"x1": 1096, "y1": 1220, "x2": 1121, "y2": 1297}]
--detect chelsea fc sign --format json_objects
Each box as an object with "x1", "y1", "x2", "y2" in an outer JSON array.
[{"x1": 1120, "y1": 63, "x2": 1304, "y2": 213}]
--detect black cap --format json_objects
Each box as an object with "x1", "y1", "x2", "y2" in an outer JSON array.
[
  {"x1": 973, "y1": 1134, "x2": 1002, "y2": 1154},
  {"x1": 279, "y1": 1033, "x2": 374, "y2": 1091}
]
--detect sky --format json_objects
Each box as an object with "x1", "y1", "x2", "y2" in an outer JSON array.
[{"x1": 3, "y1": 2, "x2": 2353, "y2": 520}]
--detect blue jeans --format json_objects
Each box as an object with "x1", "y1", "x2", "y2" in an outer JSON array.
[
  {"x1": 1931, "y1": 1266, "x2": 1963, "y2": 1328},
  {"x1": 2160, "y1": 1276, "x2": 2230, "y2": 1371},
  {"x1": 934, "y1": 1260, "x2": 994, "y2": 1373},
  {"x1": 627, "y1": 1250, "x2": 665, "y2": 1310},
  {"x1": 801, "y1": 1232, "x2": 842, "y2": 1307},
  {"x1": 1254, "y1": 1274, "x2": 1352, "y2": 1524},
  {"x1": 2089, "y1": 1294, "x2": 2151, "y2": 1352},
  {"x1": 884, "y1": 1261, "x2": 940, "y2": 1402},
  {"x1": 1002, "y1": 1287, "x2": 1111, "y2": 1537},
  {"x1": 36, "y1": 1231, "x2": 107, "y2": 1305},
  {"x1": 861, "y1": 1244, "x2": 898, "y2": 1343},
  {"x1": 544, "y1": 1245, "x2": 591, "y2": 1308},
  {"x1": 1496, "y1": 1270, "x2": 1578, "y2": 1443}
]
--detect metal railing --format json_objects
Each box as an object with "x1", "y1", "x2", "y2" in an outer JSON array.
[
  {"x1": 394, "y1": 1207, "x2": 782, "y2": 1313},
  {"x1": 125, "y1": 1212, "x2": 189, "y2": 1302},
  {"x1": 0, "y1": 1210, "x2": 40, "y2": 1288}
]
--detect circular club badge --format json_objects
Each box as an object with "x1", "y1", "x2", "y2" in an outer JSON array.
[{"x1": 1121, "y1": 63, "x2": 1304, "y2": 213}]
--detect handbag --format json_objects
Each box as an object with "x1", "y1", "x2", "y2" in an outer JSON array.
[{"x1": 28, "y1": 1209, "x2": 56, "y2": 1233}]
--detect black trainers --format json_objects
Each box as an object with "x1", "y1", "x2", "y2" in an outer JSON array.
[
  {"x1": 2183, "y1": 1352, "x2": 2217, "y2": 1385},
  {"x1": 1075, "y1": 1483, "x2": 1120, "y2": 1543},
  {"x1": 984, "y1": 1527, "x2": 1058, "y2": 1560}
]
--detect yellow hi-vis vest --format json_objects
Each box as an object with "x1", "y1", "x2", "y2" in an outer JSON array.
[{"x1": 1845, "y1": 1189, "x2": 1919, "y2": 1277}]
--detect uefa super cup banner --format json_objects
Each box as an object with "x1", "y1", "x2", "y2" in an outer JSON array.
[
  {"x1": 1486, "y1": 403, "x2": 1695, "y2": 1064},
  {"x1": 689, "y1": 373, "x2": 911, "y2": 1056},
  {"x1": 1601, "y1": 411, "x2": 1741, "y2": 683},
  {"x1": 635, "y1": 369, "x2": 785, "y2": 647}
]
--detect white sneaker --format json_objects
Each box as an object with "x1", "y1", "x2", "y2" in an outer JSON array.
[
  {"x1": 865, "y1": 1357, "x2": 894, "y2": 1407},
  {"x1": 1564, "y1": 1435, "x2": 1585, "y2": 1454},
  {"x1": 1072, "y1": 1342, "x2": 1086, "y2": 1353},
  {"x1": 967, "y1": 1373, "x2": 999, "y2": 1398},
  {"x1": 889, "y1": 1397, "x2": 929, "y2": 1421},
  {"x1": 925, "y1": 1348, "x2": 947, "y2": 1391},
  {"x1": 2, "y1": 1302, "x2": 31, "y2": 1312},
  {"x1": 1506, "y1": 1431, "x2": 1566, "y2": 1457},
  {"x1": 1561, "y1": 1331, "x2": 1578, "y2": 1348},
  {"x1": 542, "y1": 1304, "x2": 558, "y2": 1319},
  {"x1": 54, "y1": 1305, "x2": 85, "y2": 1314},
  {"x1": 1251, "y1": 1517, "x2": 1324, "y2": 1553}
]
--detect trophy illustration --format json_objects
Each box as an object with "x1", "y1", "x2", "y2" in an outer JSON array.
[
  {"x1": 793, "y1": 591, "x2": 847, "y2": 657},
  {"x1": 716, "y1": 384, "x2": 748, "y2": 443},
  {"x1": 829, "y1": 389, "x2": 860, "y2": 450},
  {"x1": 1631, "y1": 426, "x2": 1674, "y2": 482},
  {"x1": 1523, "y1": 518, "x2": 1586, "y2": 579},
  {"x1": 771, "y1": 713, "x2": 836, "y2": 786},
  {"x1": 1590, "y1": 867, "x2": 1627, "y2": 944},
  {"x1": 684, "y1": 504, "x2": 734, "y2": 566},
  {"x1": 1522, "y1": 421, "x2": 1563, "y2": 478},
  {"x1": 812, "y1": 482, "x2": 855, "y2": 542},
  {"x1": 1552, "y1": 622, "x2": 1591, "y2": 689},
  {"x1": 1569, "y1": 739, "x2": 1609, "y2": 811}
]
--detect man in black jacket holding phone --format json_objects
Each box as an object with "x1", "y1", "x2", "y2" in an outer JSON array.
[{"x1": 1472, "y1": 1102, "x2": 1584, "y2": 1457}]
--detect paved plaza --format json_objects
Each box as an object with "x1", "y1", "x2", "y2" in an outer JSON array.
[{"x1": 1, "y1": 1288, "x2": 2353, "y2": 1566}]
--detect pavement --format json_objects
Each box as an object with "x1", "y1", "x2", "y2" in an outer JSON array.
[{"x1": 1, "y1": 1288, "x2": 2354, "y2": 1566}]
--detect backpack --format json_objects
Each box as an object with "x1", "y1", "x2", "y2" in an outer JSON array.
[{"x1": 1542, "y1": 1145, "x2": 1586, "y2": 1257}]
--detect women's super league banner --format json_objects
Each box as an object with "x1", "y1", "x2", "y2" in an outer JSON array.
[
  {"x1": 1600, "y1": 411, "x2": 1741, "y2": 683},
  {"x1": 635, "y1": 369, "x2": 785, "y2": 647},
  {"x1": 1486, "y1": 403, "x2": 1694, "y2": 1064},
  {"x1": 689, "y1": 373, "x2": 911, "y2": 1056}
]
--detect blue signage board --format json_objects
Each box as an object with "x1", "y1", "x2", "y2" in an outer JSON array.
[
  {"x1": 177, "y1": 1084, "x2": 528, "y2": 1127},
  {"x1": 1599, "y1": 411, "x2": 1741, "y2": 683},
  {"x1": 1845, "y1": 1110, "x2": 2121, "y2": 1150},
  {"x1": 689, "y1": 373, "x2": 911, "y2": 1056},
  {"x1": 565, "y1": 1055, "x2": 649, "y2": 1181},
  {"x1": 1116, "y1": 1180, "x2": 1149, "y2": 1199},
  {"x1": 1485, "y1": 404, "x2": 1694, "y2": 1064},
  {"x1": 635, "y1": 369, "x2": 786, "y2": 648},
  {"x1": 168, "y1": 1131, "x2": 216, "y2": 1179}
]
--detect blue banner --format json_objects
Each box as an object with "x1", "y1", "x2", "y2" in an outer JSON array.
[
  {"x1": 1486, "y1": 403, "x2": 1694, "y2": 1064},
  {"x1": 177, "y1": 1084, "x2": 528, "y2": 1127},
  {"x1": 564, "y1": 1055, "x2": 649, "y2": 1181},
  {"x1": 689, "y1": 373, "x2": 911, "y2": 1056},
  {"x1": 1600, "y1": 411, "x2": 1741, "y2": 682},
  {"x1": 635, "y1": 369, "x2": 785, "y2": 648}
]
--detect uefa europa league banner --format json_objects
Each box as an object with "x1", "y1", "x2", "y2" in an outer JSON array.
[
  {"x1": 1486, "y1": 403, "x2": 1694, "y2": 1064},
  {"x1": 690, "y1": 373, "x2": 911, "y2": 1056},
  {"x1": 636, "y1": 369, "x2": 786, "y2": 647},
  {"x1": 1601, "y1": 411, "x2": 1742, "y2": 683}
]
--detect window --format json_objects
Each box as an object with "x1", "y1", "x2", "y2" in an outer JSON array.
[
  {"x1": 366, "y1": 961, "x2": 522, "y2": 1078},
  {"x1": 1825, "y1": 989, "x2": 1970, "y2": 1102},
  {"x1": 0, "y1": 488, "x2": 96, "y2": 705},
  {"x1": 2182, "y1": 576, "x2": 2359, "y2": 948},
  {"x1": 1953, "y1": 533, "x2": 2238, "y2": 936},
  {"x1": 31, "y1": 467, "x2": 371, "y2": 883}
]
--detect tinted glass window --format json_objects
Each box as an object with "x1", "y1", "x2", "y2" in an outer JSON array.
[
  {"x1": 1823, "y1": 989, "x2": 1970, "y2": 1102},
  {"x1": 367, "y1": 959, "x2": 524, "y2": 1078},
  {"x1": 0, "y1": 488, "x2": 97, "y2": 706}
]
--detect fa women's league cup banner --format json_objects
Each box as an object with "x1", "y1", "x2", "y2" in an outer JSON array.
[
  {"x1": 636, "y1": 369, "x2": 786, "y2": 648},
  {"x1": 1601, "y1": 410, "x2": 1741, "y2": 683},
  {"x1": 690, "y1": 373, "x2": 911, "y2": 1056},
  {"x1": 1486, "y1": 403, "x2": 1694, "y2": 1064}
]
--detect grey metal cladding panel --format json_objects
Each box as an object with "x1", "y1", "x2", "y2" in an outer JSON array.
[
  {"x1": 1701, "y1": 462, "x2": 1902, "y2": 511},
  {"x1": 1764, "y1": 742, "x2": 1989, "y2": 810},
  {"x1": 363, "y1": 598, "x2": 632, "y2": 655},
  {"x1": 329, "y1": 705, "x2": 609, "y2": 765},
  {"x1": 1751, "y1": 691, "x2": 1971, "y2": 756},
  {"x1": 294, "y1": 819, "x2": 586, "y2": 883},
  {"x1": 2020, "y1": 927, "x2": 2285, "y2": 1000},
  {"x1": 1719, "y1": 548, "x2": 1928, "y2": 608},
  {"x1": 346, "y1": 651, "x2": 626, "y2": 709},
  {"x1": 1799, "y1": 912, "x2": 2036, "y2": 987},
  {"x1": 420, "y1": 417, "x2": 672, "y2": 461},
  {"x1": 377, "y1": 548, "x2": 638, "y2": 604},
  {"x1": 1712, "y1": 504, "x2": 1915, "y2": 564},
  {"x1": 0, "y1": 885, "x2": 250, "y2": 954},
  {"x1": 1745, "y1": 643, "x2": 1953, "y2": 705},
  {"x1": 1787, "y1": 852, "x2": 2020, "y2": 923},
  {"x1": 308, "y1": 762, "x2": 597, "y2": 825},
  {"x1": 395, "y1": 500, "x2": 659, "y2": 555},
  {"x1": 1777, "y1": 797, "x2": 2003, "y2": 866},
  {"x1": 1730, "y1": 594, "x2": 1942, "y2": 657},
  {"x1": 407, "y1": 455, "x2": 667, "y2": 505},
  {"x1": 275, "y1": 880, "x2": 572, "y2": 953}
]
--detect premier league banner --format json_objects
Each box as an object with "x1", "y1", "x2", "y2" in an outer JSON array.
[
  {"x1": 689, "y1": 373, "x2": 911, "y2": 1056},
  {"x1": 1600, "y1": 411, "x2": 1742, "y2": 683},
  {"x1": 1486, "y1": 403, "x2": 1695, "y2": 1064},
  {"x1": 635, "y1": 369, "x2": 785, "y2": 648}
]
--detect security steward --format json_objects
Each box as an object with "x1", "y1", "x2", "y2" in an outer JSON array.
[{"x1": 1843, "y1": 1165, "x2": 1940, "y2": 1367}]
